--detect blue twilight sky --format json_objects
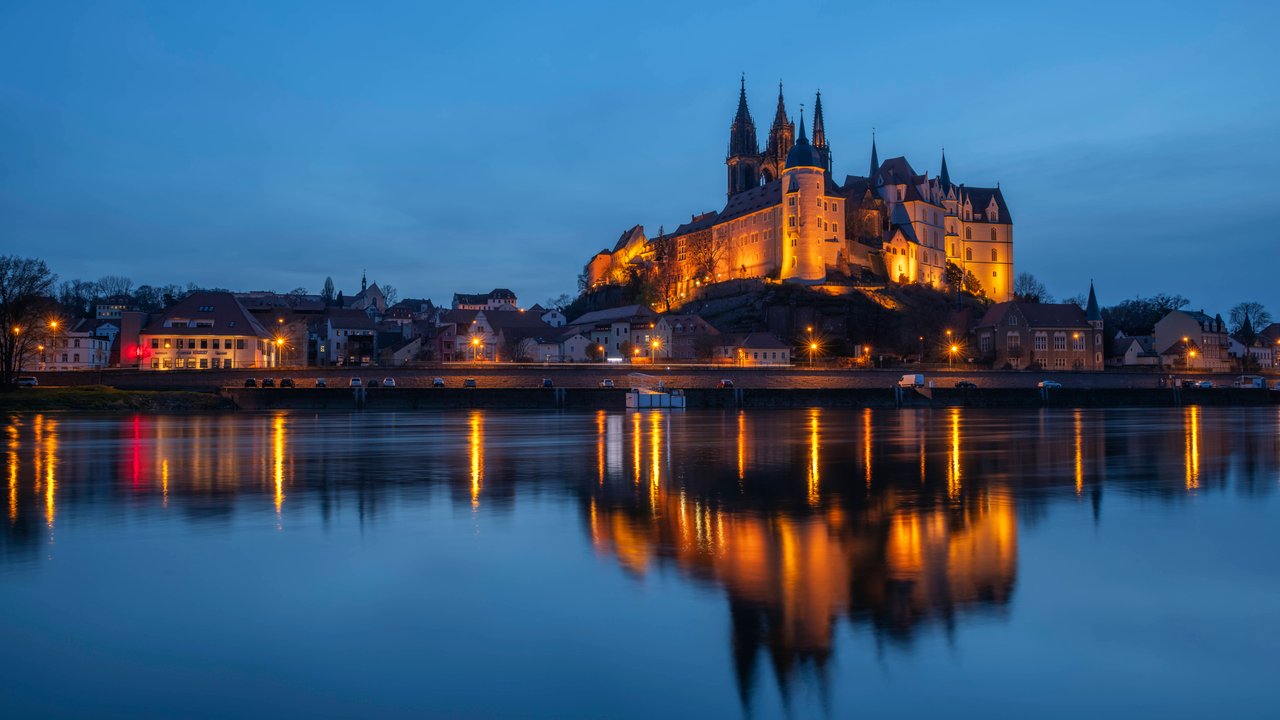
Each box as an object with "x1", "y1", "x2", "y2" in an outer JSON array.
[{"x1": 2, "y1": 0, "x2": 1277, "y2": 314}]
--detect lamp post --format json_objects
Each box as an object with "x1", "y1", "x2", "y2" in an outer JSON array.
[
  {"x1": 809, "y1": 341, "x2": 818, "y2": 368},
  {"x1": 651, "y1": 338, "x2": 661, "y2": 362},
  {"x1": 949, "y1": 344, "x2": 958, "y2": 369},
  {"x1": 919, "y1": 335, "x2": 924, "y2": 363},
  {"x1": 275, "y1": 337, "x2": 285, "y2": 368},
  {"x1": 471, "y1": 336, "x2": 481, "y2": 362}
]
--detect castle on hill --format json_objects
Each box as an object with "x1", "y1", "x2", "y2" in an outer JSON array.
[{"x1": 584, "y1": 78, "x2": 1014, "y2": 303}]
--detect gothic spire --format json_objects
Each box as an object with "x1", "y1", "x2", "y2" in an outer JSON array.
[
  {"x1": 772, "y1": 81, "x2": 788, "y2": 130},
  {"x1": 811, "y1": 91, "x2": 830, "y2": 172},
  {"x1": 764, "y1": 81, "x2": 794, "y2": 162},
  {"x1": 939, "y1": 148, "x2": 952, "y2": 189},
  {"x1": 797, "y1": 105, "x2": 807, "y2": 144},
  {"x1": 1085, "y1": 280, "x2": 1102, "y2": 322},
  {"x1": 727, "y1": 74, "x2": 758, "y2": 158},
  {"x1": 868, "y1": 131, "x2": 879, "y2": 181}
]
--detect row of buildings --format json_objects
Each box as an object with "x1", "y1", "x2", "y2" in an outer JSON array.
[{"x1": 584, "y1": 78, "x2": 1015, "y2": 303}]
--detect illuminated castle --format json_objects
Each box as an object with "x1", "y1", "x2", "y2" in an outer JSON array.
[{"x1": 585, "y1": 78, "x2": 1014, "y2": 301}]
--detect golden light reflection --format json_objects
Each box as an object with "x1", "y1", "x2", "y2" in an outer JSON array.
[
  {"x1": 162, "y1": 458, "x2": 170, "y2": 508},
  {"x1": 272, "y1": 414, "x2": 286, "y2": 515},
  {"x1": 8, "y1": 423, "x2": 18, "y2": 524},
  {"x1": 863, "y1": 407, "x2": 873, "y2": 487},
  {"x1": 807, "y1": 409, "x2": 820, "y2": 506},
  {"x1": 1185, "y1": 405, "x2": 1200, "y2": 491},
  {"x1": 736, "y1": 411, "x2": 746, "y2": 483},
  {"x1": 596, "y1": 410, "x2": 606, "y2": 485},
  {"x1": 649, "y1": 411, "x2": 662, "y2": 497},
  {"x1": 1073, "y1": 410, "x2": 1084, "y2": 495},
  {"x1": 469, "y1": 411, "x2": 484, "y2": 509},
  {"x1": 632, "y1": 410, "x2": 641, "y2": 484},
  {"x1": 948, "y1": 408, "x2": 961, "y2": 499},
  {"x1": 42, "y1": 417, "x2": 57, "y2": 527}
]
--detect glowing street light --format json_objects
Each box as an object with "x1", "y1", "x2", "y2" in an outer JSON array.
[
  {"x1": 471, "y1": 336, "x2": 482, "y2": 362},
  {"x1": 949, "y1": 344, "x2": 958, "y2": 369},
  {"x1": 809, "y1": 341, "x2": 818, "y2": 368}
]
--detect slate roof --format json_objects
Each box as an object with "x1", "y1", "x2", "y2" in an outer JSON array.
[
  {"x1": 141, "y1": 291, "x2": 272, "y2": 338},
  {"x1": 717, "y1": 179, "x2": 782, "y2": 225},
  {"x1": 326, "y1": 308, "x2": 378, "y2": 330},
  {"x1": 672, "y1": 211, "x2": 719, "y2": 237},
  {"x1": 962, "y1": 186, "x2": 1013, "y2": 224},
  {"x1": 976, "y1": 302, "x2": 1090, "y2": 329},
  {"x1": 568, "y1": 304, "x2": 659, "y2": 328}
]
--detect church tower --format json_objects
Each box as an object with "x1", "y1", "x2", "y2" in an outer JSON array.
[
  {"x1": 811, "y1": 91, "x2": 831, "y2": 173},
  {"x1": 726, "y1": 76, "x2": 761, "y2": 197},
  {"x1": 761, "y1": 82, "x2": 794, "y2": 183}
]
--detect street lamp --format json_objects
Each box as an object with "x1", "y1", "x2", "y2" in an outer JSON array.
[
  {"x1": 949, "y1": 344, "x2": 958, "y2": 369},
  {"x1": 809, "y1": 341, "x2": 818, "y2": 368},
  {"x1": 650, "y1": 338, "x2": 661, "y2": 362},
  {"x1": 471, "y1": 336, "x2": 481, "y2": 362}
]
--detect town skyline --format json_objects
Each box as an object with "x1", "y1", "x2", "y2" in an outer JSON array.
[{"x1": 2, "y1": 1, "x2": 1277, "y2": 313}]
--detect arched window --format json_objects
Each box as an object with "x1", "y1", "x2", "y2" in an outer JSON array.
[
  {"x1": 991, "y1": 249, "x2": 998, "y2": 262},
  {"x1": 965, "y1": 248, "x2": 973, "y2": 261},
  {"x1": 990, "y1": 227, "x2": 997, "y2": 242},
  {"x1": 965, "y1": 227, "x2": 972, "y2": 240}
]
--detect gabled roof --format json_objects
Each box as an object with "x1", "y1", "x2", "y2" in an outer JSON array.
[
  {"x1": 141, "y1": 291, "x2": 272, "y2": 338},
  {"x1": 612, "y1": 225, "x2": 646, "y2": 253},
  {"x1": 672, "y1": 211, "x2": 719, "y2": 236},
  {"x1": 568, "y1": 304, "x2": 659, "y2": 327},
  {"x1": 961, "y1": 186, "x2": 1013, "y2": 224},
  {"x1": 976, "y1": 302, "x2": 1090, "y2": 329},
  {"x1": 326, "y1": 308, "x2": 377, "y2": 330}
]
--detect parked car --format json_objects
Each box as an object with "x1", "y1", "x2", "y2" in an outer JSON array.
[
  {"x1": 244, "y1": 378, "x2": 257, "y2": 388},
  {"x1": 1038, "y1": 380, "x2": 1063, "y2": 389},
  {"x1": 541, "y1": 378, "x2": 554, "y2": 388},
  {"x1": 261, "y1": 378, "x2": 275, "y2": 388},
  {"x1": 599, "y1": 379, "x2": 615, "y2": 388},
  {"x1": 349, "y1": 377, "x2": 362, "y2": 387},
  {"x1": 16, "y1": 376, "x2": 38, "y2": 387},
  {"x1": 382, "y1": 377, "x2": 396, "y2": 388},
  {"x1": 955, "y1": 381, "x2": 977, "y2": 389},
  {"x1": 280, "y1": 378, "x2": 294, "y2": 388},
  {"x1": 1232, "y1": 375, "x2": 1265, "y2": 389},
  {"x1": 717, "y1": 379, "x2": 735, "y2": 389},
  {"x1": 1195, "y1": 380, "x2": 1214, "y2": 389},
  {"x1": 432, "y1": 377, "x2": 445, "y2": 388},
  {"x1": 463, "y1": 377, "x2": 477, "y2": 388},
  {"x1": 315, "y1": 378, "x2": 327, "y2": 388},
  {"x1": 898, "y1": 374, "x2": 925, "y2": 388},
  {"x1": 367, "y1": 378, "x2": 380, "y2": 388}
]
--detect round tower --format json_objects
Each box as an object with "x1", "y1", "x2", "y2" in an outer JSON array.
[{"x1": 780, "y1": 112, "x2": 826, "y2": 283}]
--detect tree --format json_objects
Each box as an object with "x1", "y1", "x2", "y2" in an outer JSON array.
[
  {"x1": 543, "y1": 294, "x2": 573, "y2": 311},
  {"x1": 321, "y1": 276, "x2": 336, "y2": 303},
  {"x1": 1103, "y1": 294, "x2": 1190, "y2": 337},
  {"x1": 1062, "y1": 293, "x2": 1087, "y2": 309},
  {"x1": 944, "y1": 261, "x2": 964, "y2": 290},
  {"x1": 1013, "y1": 272, "x2": 1051, "y2": 303},
  {"x1": 686, "y1": 231, "x2": 724, "y2": 284},
  {"x1": 287, "y1": 287, "x2": 308, "y2": 297},
  {"x1": 97, "y1": 274, "x2": 134, "y2": 299},
  {"x1": 58, "y1": 279, "x2": 100, "y2": 317},
  {"x1": 648, "y1": 232, "x2": 681, "y2": 311},
  {"x1": 382, "y1": 284, "x2": 399, "y2": 307},
  {"x1": 0, "y1": 256, "x2": 57, "y2": 386},
  {"x1": 1229, "y1": 301, "x2": 1271, "y2": 336},
  {"x1": 336, "y1": 290, "x2": 345, "y2": 307},
  {"x1": 962, "y1": 270, "x2": 985, "y2": 297}
]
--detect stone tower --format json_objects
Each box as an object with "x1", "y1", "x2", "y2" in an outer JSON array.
[
  {"x1": 726, "y1": 76, "x2": 761, "y2": 197},
  {"x1": 780, "y1": 110, "x2": 826, "y2": 283}
]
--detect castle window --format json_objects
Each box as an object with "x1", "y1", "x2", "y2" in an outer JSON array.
[
  {"x1": 951, "y1": 243, "x2": 956, "y2": 256},
  {"x1": 833, "y1": 223, "x2": 838, "y2": 233},
  {"x1": 990, "y1": 227, "x2": 998, "y2": 242},
  {"x1": 991, "y1": 249, "x2": 998, "y2": 262},
  {"x1": 965, "y1": 228, "x2": 972, "y2": 240},
  {"x1": 965, "y1": 248, "x2": 973, "y2": 261},
  {"x1": 789, "y1": 217, "x2": 795, "y2": 227},
  {"x1": 788, "y1": 197, "x2": 796, "y2": 206}
]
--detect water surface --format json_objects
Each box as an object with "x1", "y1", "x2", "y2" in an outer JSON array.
[{"x1": 2, "y1": 408, "x2": 1278, "y2": 718}]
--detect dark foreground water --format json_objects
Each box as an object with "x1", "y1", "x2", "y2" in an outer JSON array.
[{"x1": 1, "y1": 408, "x2": 1278, "y2": 719}]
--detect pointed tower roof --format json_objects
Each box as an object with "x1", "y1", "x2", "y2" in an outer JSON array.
[
  {"x1": 811, "y1": 92, "x2": 827, "y2": 149},
  {"x1": 939, "y1": 149, "x2": 952, "y2": 190},
  {"x1": 785, "y1": 106, "x2": 821, "y2": 169},
  {"x1": 728, "y1": 74, "x2": 759, "y2": 158},
  {"x1": 771, "y1": 81, "x2": 788, "y2": 131},
  {"x1": 868, "y1": 131, "x2": 880, "y2": 181},
  {"x1": 764, "y1": 81, "x2": 795, "y2": 162},
  {"x1": 1085, "y1": 281, "x2": 1102, "y2": 322}
]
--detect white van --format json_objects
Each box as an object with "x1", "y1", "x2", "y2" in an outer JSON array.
[{"x1": 898, "y1": 374, "x2": 925, "y2": 388}]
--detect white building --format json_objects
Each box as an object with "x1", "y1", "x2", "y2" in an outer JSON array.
[{"x1": 140, "y1": 291, "x2": 279, "y2": 370}]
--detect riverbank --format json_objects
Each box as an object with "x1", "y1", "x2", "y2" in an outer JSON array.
[{"x1": 0, "y1": 386, "x2": 230, "y2": 413}]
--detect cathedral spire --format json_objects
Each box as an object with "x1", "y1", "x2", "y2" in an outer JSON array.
[
  {"x1": 727, "y1": 74, "x2": 759, "y2": 158},
  {"x1": 763, "y1": 81, "x2": 795, "y2": 169},
  {"x1": 797, "y1": 104, "x2": 807, "y2": 144},
  {"x1": 811, "y1": 91, "x2": 830, "y2": 172},
  {"x1": 868, "y1": 130, "x2": 879, "y2": 181},
  {"x1": 939, "y1": 148, "x2": 952, "y2": 189},
  {"x1": 1085, "y1": 280, "x2": 1102, "y2": 323}
]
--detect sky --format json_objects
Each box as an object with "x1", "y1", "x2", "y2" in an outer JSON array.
[{"x1": 2, "y1": 0, "x2": 1278, "y2": 314}]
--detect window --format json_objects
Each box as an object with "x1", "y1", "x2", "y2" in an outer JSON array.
[
  {"x1": 990, "y1": 228, "x2": 998, "y2": 242},
  {"x1": 212, "y1": 339, "x2": 219, "y2": 350},
  {"x1": 1007, "y1": 332, "x2": 1021, "y2": 349},
  {"x1": 1054, "y1": 333, "x2": 1067, "y2": 351},
  {"x1": 965, "y1": 248, "x2": 973, "y2": 261},
  {"x1": 1007, "y1": 315, "x2": 1018, "y2": 326},
  {"x1": 965, "y1": 228, "x2": 972, "y2": 240},
  {"x1": 980, "y1": 335, "x2": 991, "y2": 353},
  {"x1": 1054, "y1": 358, "x2": 1066, "y2": 368},
  {"x1": 1074, "y1": 334, "x2": 1086, "y2": 351},
  {"x1": 151, "y1": 359, "x2": 160, "y2": 369},
  {"x1": 236, "y1": 339, "x2": 245, "y2": 350},
  {"x1": 151, "y1": 338, "x2": 159, "y2": 349},
  {"x1": 199, "y1": 359, "x2": 208, "y2": 369},
  {"x1": 200, "y1": 339, "x2": 208, "y2": 349},
  {"x1": 1034, "y1": 334, "x2": 1048, "y2": 351},
  {"x1": 789, "y1": 217, "x2": 796, "y2": 227},
  {"x1": 991, "y1": 249, "x2": 998, "y2": 262},
  {"x1": 833, "y1": 223, "x2": 838, "y2": 233},
  {"x1": 788, "y1": 196, "x2": 796, "y2": 206}
]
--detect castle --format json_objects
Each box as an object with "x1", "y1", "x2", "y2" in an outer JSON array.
[{"x1": 585, "y1": 78, "x2": 1014, "y2": 302}]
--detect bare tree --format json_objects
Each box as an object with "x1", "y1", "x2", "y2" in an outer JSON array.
[
  {"x1": 1230, "y1": 301, "x2": 1271, "y2": 335},
  {"x1": 686, "y1": 231, "x2": 724, "y2": 284},
  {"x1": 0, "y1": 256, "x2": 57, "y2": 386},
  {"x1": 97, "y1": 274, "x2": 134, "y2": 298},
  {"x1": 1013, "y1": 272, "x2": 1052, "y2": 303},
  {"x1": 382, "y1": 284, "x2": 399, "y2": 307},
  {"x1": 321, "y1": 276, "x2": 336, "y2": 303}
]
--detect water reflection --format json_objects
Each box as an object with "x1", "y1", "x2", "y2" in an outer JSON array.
[{"x1": 1, "y1": 407, "x2": 1278, "y2": 715}]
